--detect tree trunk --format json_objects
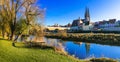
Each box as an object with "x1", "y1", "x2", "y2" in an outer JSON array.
[
  {"x1": 7, "y1": 33, "x2": 10, "y2": 40},
  {"x1": 11, "y1": 32, "x2": 16, "y2": 47},
  {"x1": 2, "y1": 27, "x2": 5, "y2": 38},
  {"x1": 2, "y1": 30, "x2": 5, "y2": 38},
  {"x1": 10, "y1": 22, "x2": 16, "y2": 40},
  {"x1": 10, "y1": 30, "x2": 15, "y2": 40}
]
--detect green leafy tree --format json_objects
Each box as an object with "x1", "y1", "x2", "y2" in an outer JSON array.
[{"x1": 14, "y1": 18, "x2": 28, "y2": 41}]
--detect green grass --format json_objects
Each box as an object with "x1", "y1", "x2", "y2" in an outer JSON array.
[{"x1": 0, "y1": 38, "x2": 85, "y2": 62}]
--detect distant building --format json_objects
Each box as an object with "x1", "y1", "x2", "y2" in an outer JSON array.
[
  {"x1": 71, "y1": 17, "x2": 83, "y2": 27},
  {"x1": 70, "y1": 18, "x2": 83, "y2": 30},
  {"x1": 84, "y1": 7, "x2": 90, "y2": 25},
  {"x1": 67, "y1": 23, "x2": 72, "y2": 27},
  {"x1": 109, "y1": 19, "x2": 116, "y2": 24},
  {"x1": 82, "y1": 23, "x2": 94, "y2": 31},
  {"x1": 94, "y1": 19, "x2": 120, "y2": 31},
  {"x1": 70, "y1": 8, "x2": 93, "y2": 31}
]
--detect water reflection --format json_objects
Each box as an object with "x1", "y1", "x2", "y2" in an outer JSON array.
[
  {"x1": 18, "y1": 35, "x2": 45, "y2": 42},
  {"x1": 45, "y1": 37, "x2": 120, "y2": 59},
  {"x1": 18, "y1": 37, "x2": 120, "y2": 59},
  {"x1": 45, "y1": 38, "x2": 65, "y2": 52},
  {"x1": 85, "y1": 43, "x2": 90, "y2": 56}
]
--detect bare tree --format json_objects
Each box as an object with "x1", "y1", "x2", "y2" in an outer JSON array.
[{"x1": 0, "y1": 0, "x2": 45, "y2": 46}]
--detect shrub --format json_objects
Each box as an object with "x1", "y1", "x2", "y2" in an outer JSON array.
[{"x1": 90, "y1": 58, "x2": 117, "y2": 62}]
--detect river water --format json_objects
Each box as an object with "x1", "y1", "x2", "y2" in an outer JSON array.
[
  {"x1": 18, "y1": 36, "x2": 120, "y2": 60},
  {"x1": 44, "y1": 37, "x2": 120, "y2": 60}
]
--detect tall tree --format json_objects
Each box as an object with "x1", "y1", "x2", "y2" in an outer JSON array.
[{"x1": 0, "y1": 0, "x2": 45, "y2": 46}]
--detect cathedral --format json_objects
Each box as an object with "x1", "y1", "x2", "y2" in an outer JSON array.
[
  {"x1": 71, "y1": 8, "x2": 93, "y2": 31},
  {"x1": 84, "y1": 7, "x2": 90, "y2": 25}
]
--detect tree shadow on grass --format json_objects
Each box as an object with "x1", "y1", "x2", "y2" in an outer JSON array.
[
  {"x1": 15, "y1": 42, "x2": 54, "y2": 50},
  {"x1": 0, "y1": 38, "x2": 53, "y2": 50},
  {"x1": 27, "y1": 45, "x2": 54, "y2": 50},
  {"x1": 0, "y1": 38, "x2": 9, "y2": 41}
]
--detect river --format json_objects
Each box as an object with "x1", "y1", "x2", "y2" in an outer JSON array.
[
  {"x1": 18, "y1": 36, "x2": 120, "y2": 60},
  {"x1": 44, "y1": 37, "x2": 120, "y2": 60}
]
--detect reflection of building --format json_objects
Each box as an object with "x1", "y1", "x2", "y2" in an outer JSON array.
[
  {"x1": 70, "y1": 8, "x2": 93, "y2": 31},
  {"x1": 85, "y1": 43, "x2": 90, "y2": 55}
]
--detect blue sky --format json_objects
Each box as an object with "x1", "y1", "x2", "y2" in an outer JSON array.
[{"x1": 38, "y1": 0, "x2": 120, "y2": 25}]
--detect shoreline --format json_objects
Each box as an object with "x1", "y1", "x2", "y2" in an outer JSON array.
[
  {"x1": 45, "y1": 33, "x2": 120, "y2": 46},
  {"x1": 0, "y1": 37, "x2": 118, "y2": 62},
  {"x1": 25, "y1": 39, "x2": 118, "y2": 62}
]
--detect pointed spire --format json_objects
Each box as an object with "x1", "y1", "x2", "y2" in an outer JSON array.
[
  {"x1": 85, "y1": 7, "x2": 90, "y2": 21},
  {"x1": 85, "y1": 7, "x2": 90, "y2": 20},
  {"x1": 84, "y1": 7, "x2": 90, "y2": 25},
  {"x1": 78, "y1": 17, "x2": 81, "y2": 20}
]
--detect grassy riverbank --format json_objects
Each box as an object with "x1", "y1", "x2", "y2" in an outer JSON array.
[
  {"x1": 0, "y1": 38, "x2": 84, "y2": 62},
  {"x1": 0, "y1": 38, "x2": 118, "y2": 62},
  {"x1": 45, "y1": 33, "x2": 120, "y2": 46}
]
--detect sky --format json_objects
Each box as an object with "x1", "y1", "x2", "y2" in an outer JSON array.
[{"x1": 38, "y1": 0, "x2": 120, "y2": 26}]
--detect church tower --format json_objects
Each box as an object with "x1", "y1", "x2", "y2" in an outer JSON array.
[{"x1": 84, "y1": 7, "x2": 90, "y2": 25}]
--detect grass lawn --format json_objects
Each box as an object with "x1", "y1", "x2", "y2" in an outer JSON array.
[{"x1": 0, "y1": 38, "x2": 85, "y2": 62}]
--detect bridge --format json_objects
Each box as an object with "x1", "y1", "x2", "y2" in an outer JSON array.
[{"x1": 45, "y1": 27, "x2": 70, "y2": 31}]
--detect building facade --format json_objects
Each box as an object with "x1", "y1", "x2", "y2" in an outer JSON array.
[
  {"x1": 70, "y1": 8, "x2": 93, "y2": 31},
  {"x1": 94, "y1": 19, "x2": 120, "y2": 31}
]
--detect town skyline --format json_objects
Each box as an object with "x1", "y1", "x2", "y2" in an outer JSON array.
[{"x1": 38, "y1": 0, "x2": 120, "y2": 26}]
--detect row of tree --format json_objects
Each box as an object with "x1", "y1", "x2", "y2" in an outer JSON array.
[{"x1": 0, "y1": 0, "x2": 45, "y2": 43}]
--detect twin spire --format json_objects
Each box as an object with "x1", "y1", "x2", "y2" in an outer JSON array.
[
  {"x1": 78, "y1": 7, "x2": 90, "y2": 22},
  {"x1": 85, "y1": 7, "x2": 90, "y2": 20},
  {"x1": 84, "y1": 7, "x2": 90, "y2": 25}
]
